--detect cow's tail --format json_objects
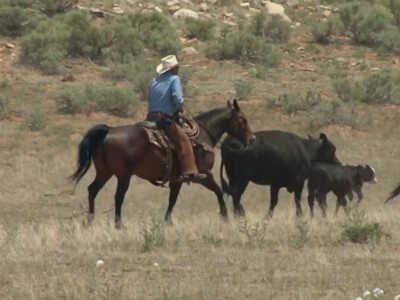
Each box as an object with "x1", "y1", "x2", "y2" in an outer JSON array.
[
  {"x1": 220, "y1": 159, "x2": 231, "y2": 196},
  {"x1": 385, "y1": 182, "x2": 400, "y2": 203},
  {"x1": 69, "y1": 124, "x2": 111, "y2": 187}
]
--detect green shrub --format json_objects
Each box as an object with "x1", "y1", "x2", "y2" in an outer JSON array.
[
  {"x1": 25, "y1": 108, "x2": 47, "y2": 131},
  {"x1": 266, "y1": 91, "x2": 320, "y2": 114},
  {"x1": 131, "y1": 60, "x2": 157, "y2": 102},
  {"x1": 17, "y1": 10, "x2": 181, "y2": 72},
  {"x1": 58, "y1": 83, "x2": 135, "y2": 116},
  {"x1": 0, "y1": 0, "x2": 34, "y2": 8},
  {"x1": 338, "y1": 1, "x2": 366, "y2": 43},
  {"x1": 311, "y1": 16, "x2": 341, "y2": 44},
  {"x1": 185, "y1": 17, "x2": 215, "y2": 40},
  {"x1": 108, "y1": 16, "x2": 144, "y2": 62},
  {"x1": 331, "y1": 77, "x2": 352, "y2": 102},
  {"x1": 234, "y1": 79, "x2": 252, "y2": 100},
  {"x1": 253, "y1": 65, "x2": 268, "y2": 79},
  {"x1": 267, "y1": 90, "x2": 370, "y2": 129},
  {"x1": 107, "y1": 61, "x2": 194, "y2": 100},
  {"x1": 354, "y1": 71, "x2": 400, "y2": 104},
  {"x1": 308, "y1": 99, "x2": 370, "y2": 130},
  {"x1": 388, "y1": 0, "x2": 400, "y2": 28},
  {"x1": 0, "y1": 3, "x2": 33, "y2": 37},
  {"x1": 250, "y1": 12, "x2": 291, "y2": 43},
  {"x1": 202, "y1": 231, "x2": 223, "y2": 247},
  {"x1": 19, "y1": 18, "x2": 69, "y2": 74},
  {"x1": 377, "y1": 25, "x2": 400, "y2": 54},
  {"x1": 35, "y1": 0, "x2": 75, "y2": 16},
  {"x1": 237, "y1": 220, "x2": 268, "y2": 248},
  {"x1": 357, "y1": 7, "x2": 393, "y2": 46},
  {"x1": 294, "y1": 220, "x2": 309, "y2": 249},
  {"x1": 128, "y1": 11, "x2": 181, "y2": 55},
  {"x1": 206, "y1": 30, "x2": 281, "y2": 67},
  {"x1": 104, "y1": 62, "x2": 137, "y2": 82},
  {"x1": 216, "y1": 0, "x2": 236, "y2": 6},
  {"x1": 140, "y1": 214, "x2": 166, "y2": 252},
  {"x1": 178, "y1": 67, "x2": 192, "y2": 94},
  {"x1": 341, "y1": 209, "x2": 384, "y2": 244},
  {"x1": 331, "y1": 71, "x2": 400, "y2": 105},
  {"x1": 339, "y1": 2, "x2": 394, "y2": 46},
  {"x1": 0, "y1": 96, "x2": 10, "y2": 120},
  {"x1": 65, "y1": 10, "x2": 116, "y2": 60}
]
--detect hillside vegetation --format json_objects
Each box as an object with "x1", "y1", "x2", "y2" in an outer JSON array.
[{"x1": 2, "y1": 0, "x2": 400, "y2": 299}]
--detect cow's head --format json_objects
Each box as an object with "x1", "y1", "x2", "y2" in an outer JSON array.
[
  {"x1": 360, "y1": 164, "x2": 377, "y2": 184},
  {"x1": 315, "y1": 133, "x2": 341, "y2": 165},
  {"x1": 226, "y1": 99, "x2": 256, "y2": 146}
]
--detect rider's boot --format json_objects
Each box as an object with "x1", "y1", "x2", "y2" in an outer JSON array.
[{"x1": 166, "y1": 120, "x2": 207, "y2": 183}]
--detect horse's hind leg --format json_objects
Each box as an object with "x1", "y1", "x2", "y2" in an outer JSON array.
[
  {"x1": 164, "y1": 182, "x2": 183, "y2": 224},
  {"x1": 198, "y1": 172, "x2": 228, "y2": 219},
  {"x1": 114, "y1": 176, "x2": 131, "y2": 229},
  {"x1": 87, "y1": 171, "x2": 112, "y2": 225}
]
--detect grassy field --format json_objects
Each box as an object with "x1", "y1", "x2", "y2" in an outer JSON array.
[
  {"x1": 1, "y1": 105, "x2": 400, "y2": 299},
  {"x1": 2, "y1": 0, "x2": 400, "y2": 299}
]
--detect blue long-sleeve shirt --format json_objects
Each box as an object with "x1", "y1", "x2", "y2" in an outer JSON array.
[{"x1": 148, "y1": 72, "x2": 184, "y2": 117}]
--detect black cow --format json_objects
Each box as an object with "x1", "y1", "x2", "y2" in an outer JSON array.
[
  {"x1": 220, "y1": 131, "x2": 341, "y2": 217},
  {"x1": 307, "y1": 163, "x2": 377, "y2": 217},
  {"x1": 386, "y1": 182, "x2": 400, "y2": 203}
]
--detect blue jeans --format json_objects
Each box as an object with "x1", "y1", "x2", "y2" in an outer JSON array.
[{"x1": 157, "y1": 119, "x2": 172, "y2": 130}]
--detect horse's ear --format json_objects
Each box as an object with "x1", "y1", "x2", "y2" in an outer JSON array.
[
  {"x1": 233, "y1": 99, "x2": 240, "y2": 111},
  {"x1": 227, "y1": 100, "x2": 232, "y2": 108},
  {"x1": 308, "y1": 134, "x2": 315, "y2": 140},
  {"x1": 319, "y1": 133, "x2": 327, "y2": 141}
]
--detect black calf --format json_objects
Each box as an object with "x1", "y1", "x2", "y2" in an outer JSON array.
[{"x1": 307, "y1": 163, "x2": 377, "y2": 217}]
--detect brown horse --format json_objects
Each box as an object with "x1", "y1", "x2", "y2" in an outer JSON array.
[{"x1": 70, "y1": 100, "x2": 255, "y2": 227}]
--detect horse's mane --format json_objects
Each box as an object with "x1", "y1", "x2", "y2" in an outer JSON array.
[{"x1": 194, "y1": 107, "x2": 228, "y2": 122}]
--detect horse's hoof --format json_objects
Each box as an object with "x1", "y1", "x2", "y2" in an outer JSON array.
[
  {"x1": 82, "y1": 214, "x2": 94, "y2": 228},
  {"x1": 164, "y1": 218, "x2": 173, "y2": 226},
  {"x1": 115, "y1": 221, "x2": 126, "y2": 230},
  {"x1": 82, "y1": 219, "x2": 90, "y2": 228},
  {"x1": 218, "y1": 210, "x2": 228, "y2": 221}
]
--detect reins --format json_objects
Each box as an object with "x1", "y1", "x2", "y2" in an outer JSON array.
[{"x1": 184, "y1": 106, "x2": 224, "y2": 149}]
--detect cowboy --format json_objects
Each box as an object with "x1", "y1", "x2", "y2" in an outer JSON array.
[{"x1": 146, "y1": 55, "x2": 207, "y2": 182}]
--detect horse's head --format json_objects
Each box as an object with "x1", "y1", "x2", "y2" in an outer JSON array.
[{"x1": 226, "y1": 99, "x2": 256, "y2": 146}]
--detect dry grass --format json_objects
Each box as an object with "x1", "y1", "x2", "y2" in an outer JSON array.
[{"x1": 1, "y1": 108, "x2": 400, "y2": 299}]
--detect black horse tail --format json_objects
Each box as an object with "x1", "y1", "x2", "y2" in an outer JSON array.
[
  {"x1": 386, "y1": 182, "x2": 400, "y2": 203},
  {"x1": 69, "y1": 124, "x2": 111, "y2": 186},
  {"x1": 220, "y1": 159, "x2": 231, "y2": 196}
]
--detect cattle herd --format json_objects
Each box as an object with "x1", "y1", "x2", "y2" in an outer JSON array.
[{"x1": 220, "y1": 130, "x2": 378, "y2": 217}]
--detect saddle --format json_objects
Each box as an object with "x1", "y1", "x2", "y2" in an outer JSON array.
[
  {"x1": 137, "y1": 115, "x2": 200, "y2": 150},
  {"x1": 136, "y1": 116, "x2": 213, "y2": 186}
]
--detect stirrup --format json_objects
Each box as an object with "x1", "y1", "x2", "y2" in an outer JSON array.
[{"x1": 178, "y1": 173, "x2": 207, "y2": 183}]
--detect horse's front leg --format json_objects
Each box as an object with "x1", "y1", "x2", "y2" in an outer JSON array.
[
  {"x1": 164, "y1": 182, "x2": 183, "y2": 225},
  {"x1": 198, "y1": 172, "x2": 228, "y2": 219}
]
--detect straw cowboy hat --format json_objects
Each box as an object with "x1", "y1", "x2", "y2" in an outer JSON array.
[{"x1": 156, "y1": 55, "x2": 179, "y2": 75}]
